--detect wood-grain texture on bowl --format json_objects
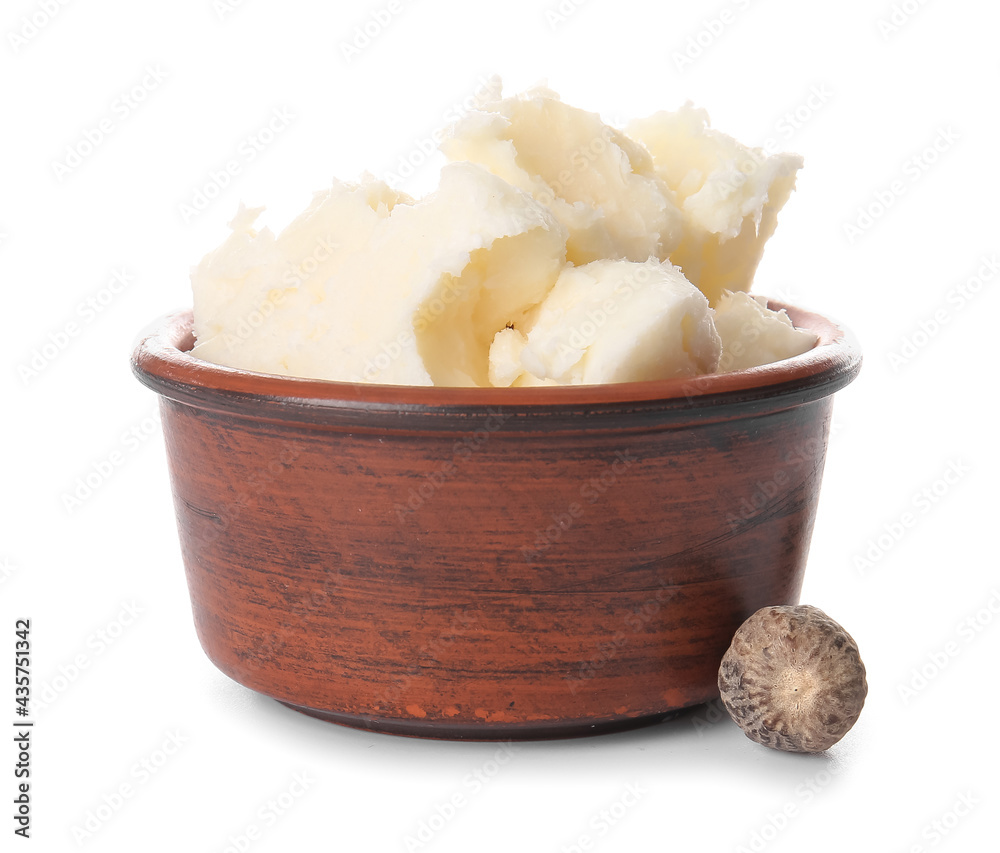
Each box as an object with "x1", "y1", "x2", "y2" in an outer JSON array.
[{"x1": 132, "y1": 301, "x2": 860, "y2": 739}]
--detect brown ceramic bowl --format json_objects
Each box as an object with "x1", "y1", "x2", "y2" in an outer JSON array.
[{"x1": 131, "y1": 301, "x2": 860, "y2": 740}]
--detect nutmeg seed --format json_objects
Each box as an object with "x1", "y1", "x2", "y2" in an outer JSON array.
[{"x1": 718, "y1": 604, "x2": 867, "y2": 753}]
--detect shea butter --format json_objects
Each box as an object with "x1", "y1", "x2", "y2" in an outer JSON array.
[
  {"x1": 442, "y1": 85, "x2": 683, "y2": 266},
  {"x1": 191, "y1": 81, "x2": 816, "y2": 387},
  {"x1": 491, "y1": 258, "x2": 721, "y2": 387},
  {"x1": 628, "y1": 103, "x2": 802, "y2": 305},
  {"x1": 712, "y1": 291, "x2": 818, "y2": 372},
  {"x1": 193, "y1": 163, "x2": 567, "y2": 386}
]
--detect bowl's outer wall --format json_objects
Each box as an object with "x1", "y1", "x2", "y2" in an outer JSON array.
[{"x1": 160, "y1": 391, "x2": 834, "y2": 737}]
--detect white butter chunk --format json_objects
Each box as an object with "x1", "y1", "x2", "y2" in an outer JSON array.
[
  {"x1": 627, "y1": 103, "x2": 802, "y2": 305},
  {"x1": 192, "y1": 163, "x2": 567, "y2": 386},
  {"x1": 712, "y1": 291, "x2": 818, "y2": 371},
  {"x1": 488, "y1": 326, "x2": 529, "y2": 388},
  {"x1": 191, "y1": 178, "x2": 411, "y2": 377},
  {"x1": 441, "y1": 84, "x2": 683, "y2": 266},
  {"x1": 491, "y1": 258, "x2": 721, "y2": 386}
]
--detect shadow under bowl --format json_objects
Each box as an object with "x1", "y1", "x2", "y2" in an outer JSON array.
[{"x1": 131, "y1": 301, "x2": 860, "y2": 740}]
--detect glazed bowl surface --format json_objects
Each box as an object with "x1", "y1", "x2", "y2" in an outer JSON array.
[{"x1": 131, "y1": 301, "x2": 860, "y2": 739}]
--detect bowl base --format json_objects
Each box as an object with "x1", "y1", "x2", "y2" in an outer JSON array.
[{"x1": 277, "y1": 700, "x2": 682, "y2": 741}]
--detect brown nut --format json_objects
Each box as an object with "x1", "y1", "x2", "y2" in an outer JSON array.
[{"x1": 718, "y1": 604, "x2": 867, "y2": 753}]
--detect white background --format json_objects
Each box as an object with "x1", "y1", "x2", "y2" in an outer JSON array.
[{"x1": 2, "y1": 0, "x2": 998, "y2": 850}]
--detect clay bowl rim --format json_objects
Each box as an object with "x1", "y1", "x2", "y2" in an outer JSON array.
[{"x1": 131, "y1": 299, "x2": 861, "y2": 431}]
